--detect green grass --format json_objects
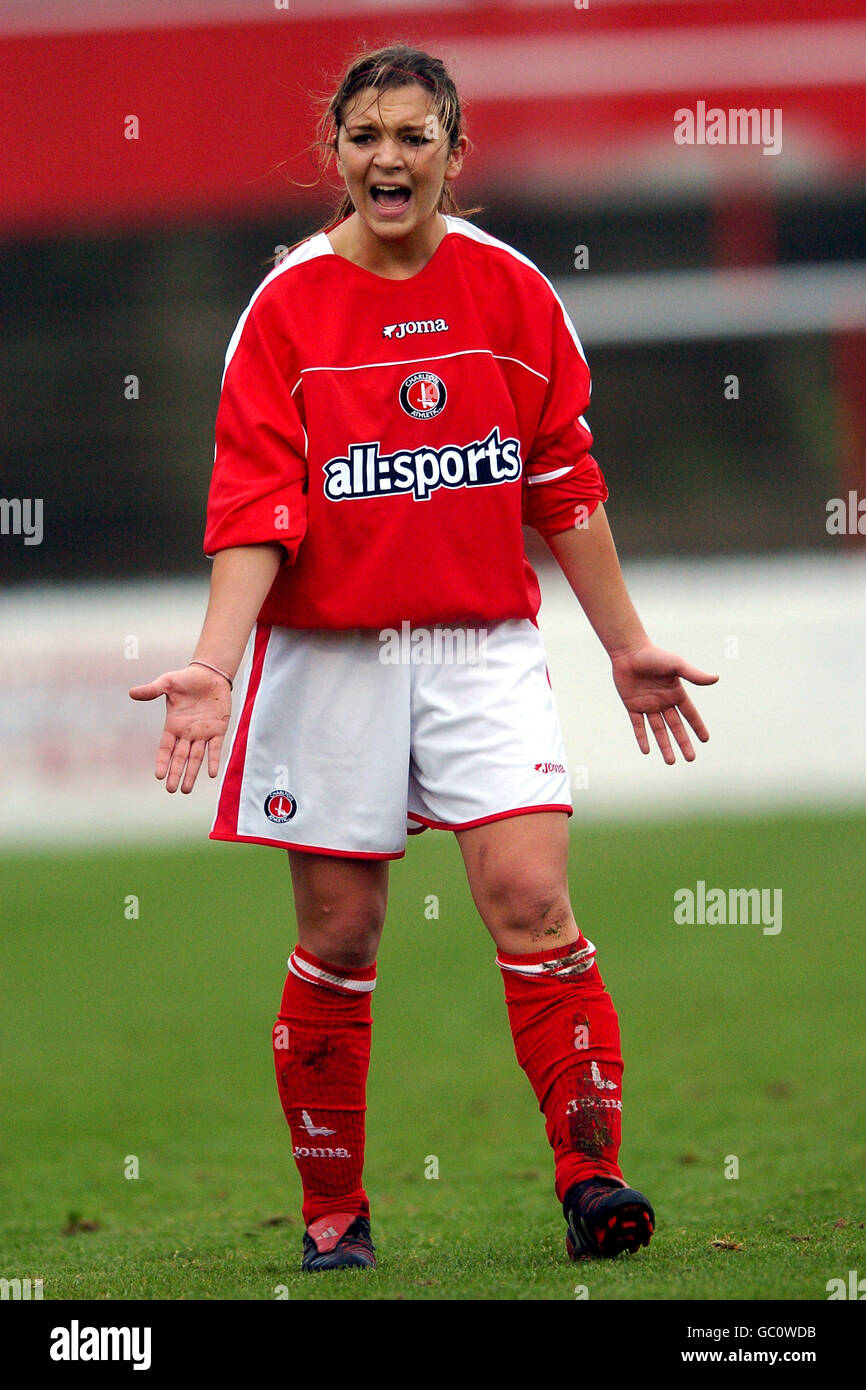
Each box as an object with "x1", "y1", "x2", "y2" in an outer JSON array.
[{"x1": 1, "y1": 809, "x2": 864, "y2": 1301}]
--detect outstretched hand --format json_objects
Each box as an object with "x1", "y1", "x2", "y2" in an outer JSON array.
[
  {"x1": 610, "y1": 644, "x2": 718, "y2": 764},
  {"x1": 129, "y1": 665, "x2": 232, "y2": 793}
]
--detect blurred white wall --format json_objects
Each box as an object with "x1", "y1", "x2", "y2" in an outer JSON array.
[
  {"x1": 542, "y1": 551, "x2": 866, "y2": 823},
  {"x1": 1, "y1": 552, "x2": 864, "y2": 849}
]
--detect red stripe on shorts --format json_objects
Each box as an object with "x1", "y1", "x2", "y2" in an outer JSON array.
[
  {"x1": 211, "y1": 622, "x2": 271, "y2": 839},
  {"x1": 407, "y1": 803, "x2": 573, "y2": 832}
]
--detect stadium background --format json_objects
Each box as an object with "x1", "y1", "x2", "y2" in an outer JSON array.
[
  {"x1": 2, "y1": 0, "x2": 866, "y2": 842},
  {"x1": 2, "y1": 0, "x2": 866, "y2": 1306}
]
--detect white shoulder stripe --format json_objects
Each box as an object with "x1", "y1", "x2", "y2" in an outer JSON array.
[
  {"x1": 526, "y1": 465, "x2": 575, "y2": 486},
  {"x1": 220, "y1": 232, "x2": 333, "y2": 388},
  {"x1": 444, "y1": 217, "x2": 589, "y2": 368}
]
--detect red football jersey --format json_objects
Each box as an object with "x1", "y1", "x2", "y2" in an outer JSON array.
[{"x1": 204, "y1": 217, "x2": 608, "y2": 629}]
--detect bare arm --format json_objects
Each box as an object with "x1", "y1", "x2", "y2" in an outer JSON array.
[
  {"x1": 546, "y1": 505, "x2": 718, "y2": 763},
  {"x1": 191, "y1": 544, "x2": 283, "y2": 679},
  {"x1": 545, "y1": 503, "x2": 649, "y2": 657},
  {"x1": 129, "y1": 544, "x2": 283, "y2": 792}
]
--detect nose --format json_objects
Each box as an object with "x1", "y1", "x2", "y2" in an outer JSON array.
[{"x1": 374, "y1": 135, "x2": 405, "y2": 169}]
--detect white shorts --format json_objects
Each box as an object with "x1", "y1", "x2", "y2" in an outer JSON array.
[{"x1": 211, "y1": 618, "x2": 573, "y2": 858}]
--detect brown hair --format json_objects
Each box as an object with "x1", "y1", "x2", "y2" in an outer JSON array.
[{"x1": 275, "y1": 43, "x2": 480, "y2": 260}]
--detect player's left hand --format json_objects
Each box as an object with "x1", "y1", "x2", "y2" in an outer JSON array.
[{"x1": 610, "y1": 644, "x2": 718, "y2": 764}]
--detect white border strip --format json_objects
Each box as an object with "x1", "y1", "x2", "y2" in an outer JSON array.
[
  {"x1": 555, "y1": 262, "x2": 866, "y2": 346},
  {"x1": 444, "y1": 24, "x2": 866, "y2": 99},
  {"x1": 7, "y1": 11, "x2": 862, "y2": 105},
  {"x1": 0, "y1": 0, "x2": 738, "y2": 38}
]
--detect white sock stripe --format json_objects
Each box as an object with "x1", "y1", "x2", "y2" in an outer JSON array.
[
  {"x1": 497, "y1": 938, "x2": 597, "y2": 978},
  {"x1": 288, "y1": 953, "x2": 376, "y2": 993}
]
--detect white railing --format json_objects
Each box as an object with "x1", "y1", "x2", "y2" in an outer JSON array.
[{"x1": 555, "y1": 263, "x2": 866, "y2": 346}]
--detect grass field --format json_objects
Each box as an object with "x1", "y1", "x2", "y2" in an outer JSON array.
[{"x1": 1, "y1": 808, "x2": 864, "y2": 1302}]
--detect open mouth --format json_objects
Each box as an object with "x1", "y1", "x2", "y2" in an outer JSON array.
[{"x1": 370, "y1": 184, "x2": 412, "y2": 211}]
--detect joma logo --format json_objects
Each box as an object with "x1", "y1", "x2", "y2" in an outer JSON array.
[
  {"x1": 383, "y1": 318, "x2": 448, "y2": 339},
  {"x1": 293, "y1": 1145, "x2": 351, "y2": 1159}
]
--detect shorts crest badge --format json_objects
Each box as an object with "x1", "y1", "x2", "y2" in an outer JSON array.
[{"x1": 264, "y1": 790, "x2": 297, "y2": 823}]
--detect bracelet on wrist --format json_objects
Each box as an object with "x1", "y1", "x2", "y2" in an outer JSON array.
[{"x1": 189, "y1": 660, "x2": 233, "y2": 691}]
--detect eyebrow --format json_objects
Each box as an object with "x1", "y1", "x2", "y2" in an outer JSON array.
[{"x1": 345, "y1": 119, "x2": 427, "y2": 133}]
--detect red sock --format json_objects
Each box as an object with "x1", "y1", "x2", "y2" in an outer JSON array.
[
  {"x1": 498, "y1": 936, "x2": 625, "y2": 1201},
  {"x1": 272, "y1": 945, "x2": 375, "y2": 1228}
]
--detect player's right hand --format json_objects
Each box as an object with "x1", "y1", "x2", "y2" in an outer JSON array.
[{"x1": 128, "y1": 665, "x2": 232, "y2": 794}]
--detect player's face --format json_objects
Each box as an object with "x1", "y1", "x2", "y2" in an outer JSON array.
[{"x1": 335, "y1": 85, "x2": 464, "y2": 245}]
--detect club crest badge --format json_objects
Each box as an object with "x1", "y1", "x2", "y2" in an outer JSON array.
[
  {"x1": 399, "y1": 371, "x2": 446, "y2": 420},
  {"x1": 264, "y1": 790, "x2": 297, "y2": 823}
]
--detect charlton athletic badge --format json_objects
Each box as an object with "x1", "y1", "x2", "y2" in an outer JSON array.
[
  {"x1": 399, "y1": 371, "x2": 446, "y2": 419},
  {"x1": 264, "y1": 790, "x2": 297, "y2": 823}
]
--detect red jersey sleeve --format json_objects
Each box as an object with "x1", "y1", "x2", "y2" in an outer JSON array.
[
  {"x1": 204, "y1": 287, "x2": 308, "y2": 560},
  {"x1": 521, "y1": 295, "x2": 608, "y2": 540}
]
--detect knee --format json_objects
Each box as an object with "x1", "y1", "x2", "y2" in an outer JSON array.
[
  {"x1": 473, "y1": 865, "x2": 574, "y2": 944},
  {"x1": 297, "y1": 892, "x2": 386, "y2": 969}
]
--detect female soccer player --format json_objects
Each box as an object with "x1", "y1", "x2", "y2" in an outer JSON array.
[{"x1": 130, "y1": 44, "x2": 718, "y2": 1272}]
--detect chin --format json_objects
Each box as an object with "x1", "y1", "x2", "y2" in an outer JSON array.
[{"x1": 364, "y1": 213, "x2": 414, "y2": 238}]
